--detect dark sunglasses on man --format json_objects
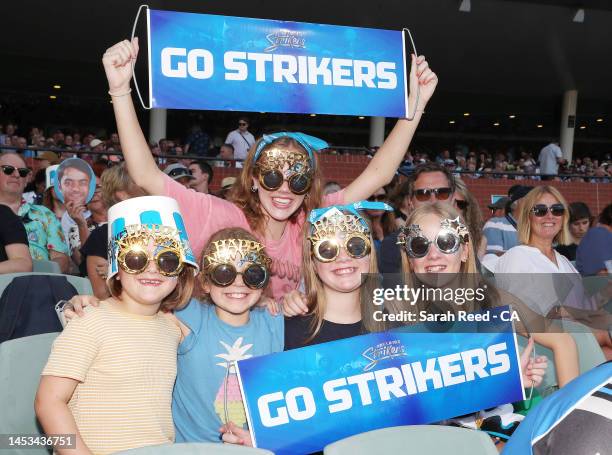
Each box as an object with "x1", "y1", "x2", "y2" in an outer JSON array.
[
  {"x1": 413, "y1": 187, "x2": 452, "y2": 202},
  {"x1": 1, "y1": 164, "x2": 31, "y2": 178}
]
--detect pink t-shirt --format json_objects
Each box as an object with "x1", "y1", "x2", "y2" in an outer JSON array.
[{"x1": 164, "y1": 175, "x2": 344, "y2": 300}]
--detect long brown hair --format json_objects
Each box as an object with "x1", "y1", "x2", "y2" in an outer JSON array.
[
  {"x1": 228, "y1": 136, "x2": 324, "y2": 235},
  {"x1": 453, "y1": 177, "x2": 484, "y2": 253},
  {"x1": 301, "y1": 212, "x2": 387, "y2": 341}
]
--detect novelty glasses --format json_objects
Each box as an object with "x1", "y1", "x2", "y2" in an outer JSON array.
[
  {"x1": 118, "y1": 245, "x2": 184, "y2": 277},
  {"x1": 312, "y1": 233, "x2": 371, "y2": 263},
  {"x1": 208, "y1": 262, "x2": 269, "y2": 289}
]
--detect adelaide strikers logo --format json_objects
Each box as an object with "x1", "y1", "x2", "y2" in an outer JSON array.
[
  {"x1": 264, "y1": 29, "x2": 306, "y2": 53},
  {"x1": 362, "y1": 339, "x2": 407, "y2": 372}
]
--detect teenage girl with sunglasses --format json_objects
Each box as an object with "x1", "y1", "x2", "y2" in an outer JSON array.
[
  {"x1": 221, "y1": 201, "x2": 393, "y2": 446},
  {"x1": 395, "y1": 202, "x2": 554, "y2": 446},
  {"x1": 395, "y1": 202, "x2": 579, "y2": 390},
  {"x1": 101, "y1": 38, "x2": 438, "y2": 303}
]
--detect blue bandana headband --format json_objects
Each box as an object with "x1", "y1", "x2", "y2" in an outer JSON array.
[
  {"x1": 308, "y1": 201, "x2": 394, "y2": 235},
  {"x1": 253, "y1": 132, "x2": 329, "y2": 165}
]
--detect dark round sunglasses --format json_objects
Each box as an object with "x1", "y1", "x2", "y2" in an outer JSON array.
[
  {"x1": 413, "y1": 187, "x2": 452, "y2": 202},
  {"x1": 1, "y1": 165, "x2": 31, "y2": 178},
  {"x1": 208, "y1": 263, "x2": 269, "y2": 290},
  {"x1": 258, "y1": 170, "x2": 311, "y2": 195},
  {"x1": 531, "y1": 203, "x2": 565, "y2": 217}
]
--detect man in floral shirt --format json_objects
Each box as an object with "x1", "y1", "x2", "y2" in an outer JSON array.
[{"x1": 0, "y1": 152, "x2": 70, "y2": 272}]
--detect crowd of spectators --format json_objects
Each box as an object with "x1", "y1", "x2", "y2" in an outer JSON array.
[{"x1": 1, "y1": 121, "x2": 611, "y2": 184}]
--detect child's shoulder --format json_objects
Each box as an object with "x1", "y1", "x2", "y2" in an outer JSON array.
[{"x1": 250, "y1": 307, "x2": 284, "y2": 332}]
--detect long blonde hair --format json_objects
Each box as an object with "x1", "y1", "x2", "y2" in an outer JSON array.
[
  {"x1": 301, "y1": 212, "x2": 386, "y2": 340},
  {"x1": 228, "y1": 136, "x2": 324, "y2": 236},
  {"x1": 397, "y1": 203, "x2": 497, "y2": 314},
  {"x1": 453, "y1": 177, "x2": 484, "y2": 252},
  {"x1": 516, "y1": 185, "x2": 572, "y2": 246}
]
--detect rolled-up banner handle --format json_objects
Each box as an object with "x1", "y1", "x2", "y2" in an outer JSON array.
[
  {"x1": 402, "y1": 27, "x2": 419, "y2": 121},
  {"x1": 131, "y1": 4, "x2": 152, "y2": 109}
]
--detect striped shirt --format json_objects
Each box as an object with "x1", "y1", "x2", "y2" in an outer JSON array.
[
  {"x1": 483, "y1": 215, "x2": 518, "y2": 254},
  {"x1": 42, "y1": 301, "x2": 181, "y2": 455}
]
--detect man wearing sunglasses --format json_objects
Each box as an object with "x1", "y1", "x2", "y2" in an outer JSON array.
[
  {"x1": 379, "y1": 163, "x2": 456, "y2": 274},
  {"x1": 0, "y1": 152, "x2": 70, "y2": 272},
  {"x1": 225, "y1": 117, "x2": 255, "y2": 161}
]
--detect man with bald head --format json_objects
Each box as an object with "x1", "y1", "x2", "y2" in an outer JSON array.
[{"x1": 0, "y1": 152, "x2": 70, "y2": 272}]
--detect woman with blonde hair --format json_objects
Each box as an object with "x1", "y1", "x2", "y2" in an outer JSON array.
[{"x1": 496, "y1": 185, "x2": 612, "y2": 359}]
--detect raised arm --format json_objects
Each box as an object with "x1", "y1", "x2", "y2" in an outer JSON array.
[
  {"x1": 343, "y1": 54, "x2": 438, "y2": 203},
  {"x1": 102, "y1": 38, "x2": 165, "y2": 195}
]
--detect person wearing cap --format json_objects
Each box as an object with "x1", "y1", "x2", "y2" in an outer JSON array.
[
  {"x1": 217, "y1": 176, "x2": 236, "y2": 200},
  {"x1": 0, "y1": 152, "x2": 70, "y2": 272},
  {"x1": 34, "y1": 151, "x2": 60, "y2": 170},
  {"x1": 488, "y1": 196, "x2": 511, "y2": 218},
  {"x1": 163, "y1": 163, "x2": 195, "y2": 189},
  {"x1": 482, "y1": 185, "x2": 533, "y2": 261},
  {"x1": 36, "y1": 195, "x2": 198, "y2": 455}
]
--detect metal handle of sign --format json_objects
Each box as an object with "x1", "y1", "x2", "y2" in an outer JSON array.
[
  {"x1": 402, "y1": 27, "x2": 419, "y2": 121},
  {"x1": 131, "y1": 4, "x2": 151, "y2": 109}
]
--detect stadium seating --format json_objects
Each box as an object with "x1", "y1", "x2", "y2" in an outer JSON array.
[
  {"x1": 115, "y1": 443, "x2": 274, "y2": 454},
  {"x1": 0, "y1": 272, "x2": 92, "y2": 297},
  {"x1": 323, "y1": 425, "x2": 498, "y2": 455},
  {"x1": 0, "y1": 332, "x2": 59, "y2": 455}
]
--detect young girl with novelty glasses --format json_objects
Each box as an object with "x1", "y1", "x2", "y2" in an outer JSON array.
[
  {"x1": 220, "y1": 201, "x2": 393, "y2": 446},
  {"x1": 170, "y1": 227, "x2": 284, "y2": 444},
  {"x1": 35, "y1": 196, "x2": 198, "y2": 455},
  {"x1": 102, "y1": 38, "x2": 437, "y2": 303},
  {"x1": 63, "y1": 227, "x2": 283, "y2": 447},
  {"x1": 395, "y1": 203, "x2": 608, "y2": 442},
  {"x1": 284, "y1": 201, "x2": 393, "y2": 349}
]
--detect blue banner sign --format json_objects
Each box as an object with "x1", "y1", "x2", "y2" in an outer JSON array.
[
  {"x1": 147, "y1": 9, "x2": 409, "y2": 117},
  {"x1": 236, "y1": 308, "x2": 525, "y2": 455}
]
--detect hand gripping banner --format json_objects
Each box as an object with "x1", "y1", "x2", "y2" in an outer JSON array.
[
  {"x1": 236, "y1": 306, "x2": 525, "y2": 455},
  {"x1": 141, "y1": 7, "x2": 413, "y2": 117}
]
